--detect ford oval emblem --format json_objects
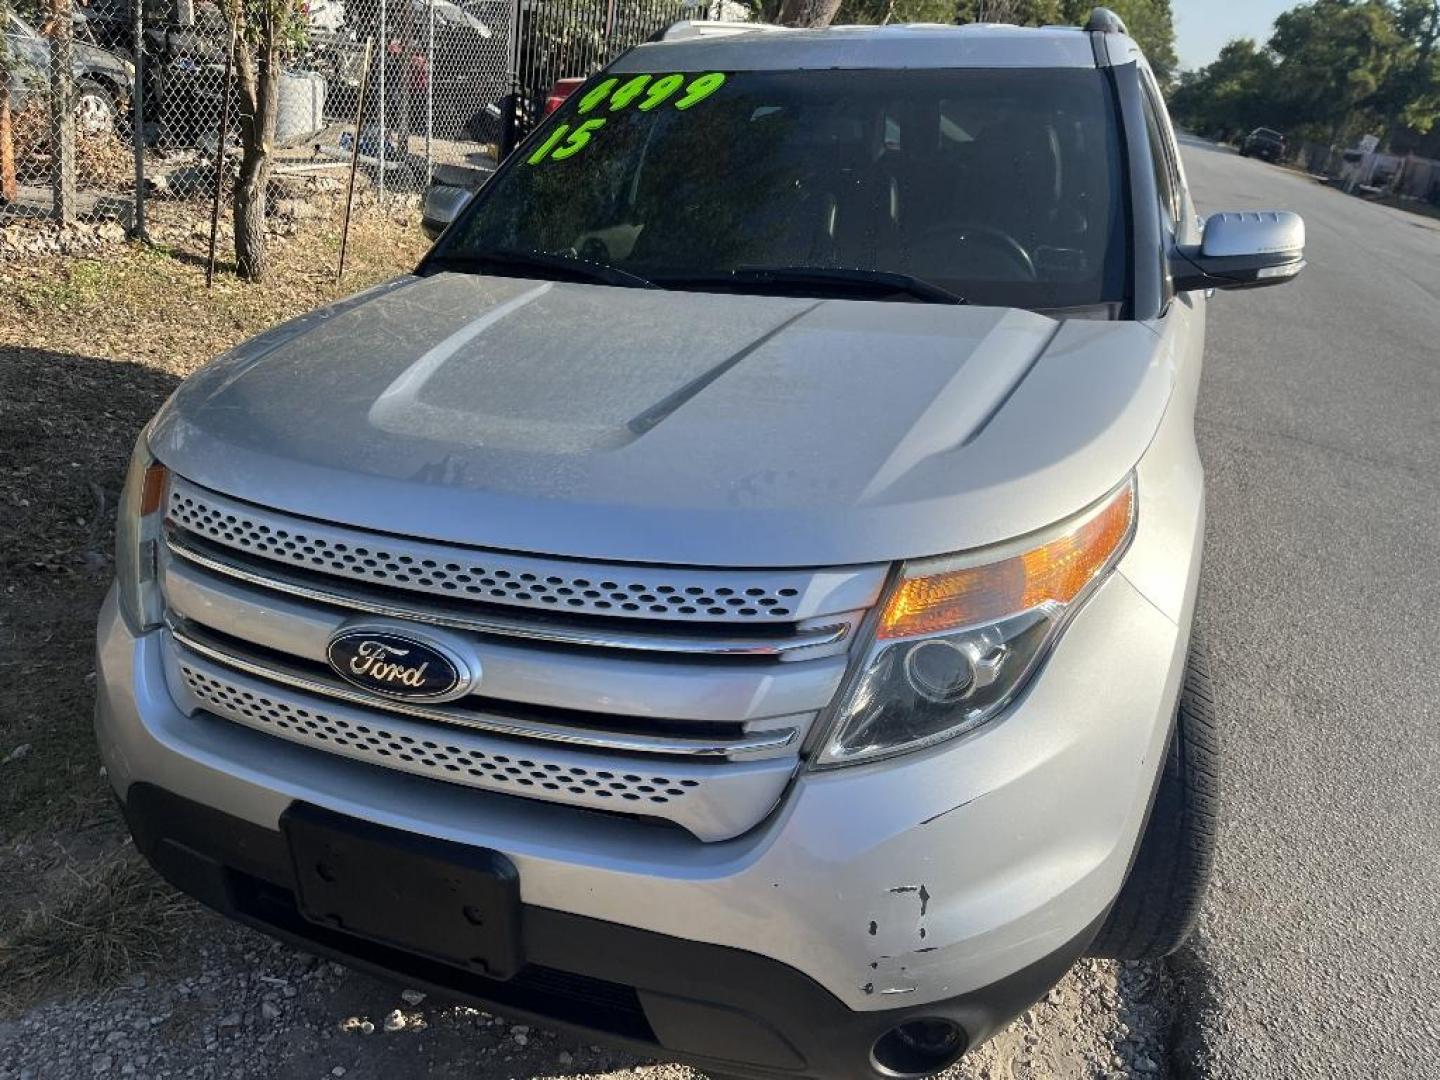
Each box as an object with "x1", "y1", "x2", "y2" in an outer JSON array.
[{"x1": 325, "y1": 627, "x2": 474, "y2": 703}]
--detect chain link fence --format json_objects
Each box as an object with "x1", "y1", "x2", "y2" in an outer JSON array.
[
  {"x1": 1, "y1": 0, "x2": 137, "y2": 231},
  {"x1": 1, "y1": 0, "x2": 735, "y2": 258},
  {"x1": 134, "y1": 0, "x2": 516, "y2": 239}
]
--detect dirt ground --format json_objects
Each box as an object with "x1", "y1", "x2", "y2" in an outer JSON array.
[{"x1": 0, "y1": 209, "x2": 1173, "y2": 1079}]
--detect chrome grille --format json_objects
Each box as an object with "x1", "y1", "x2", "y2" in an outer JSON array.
[
  {"x1": 157, "y1": 475, "x2": 886, "y2": 840},
  {"x1": 167, "y1": 642, "x2": 796, "y2": 842},
  {"x1": 166, "y1": 478, "x2": 877, "y2": 624},
  {"x1": 181, "y1": 666, "x2": 699, "y2": 804}
]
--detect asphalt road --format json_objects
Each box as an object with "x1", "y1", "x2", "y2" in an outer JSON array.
[{"x1": 1177, "y1": 137, "x2": 1440, "y2": 1076}]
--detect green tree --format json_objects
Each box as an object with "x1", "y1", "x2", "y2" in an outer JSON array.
[
  {"x1": 1168, "y1": 1, "x2": 1440, "y2": 150},
  {"x1": 1267, "y1": 0, "x2": 1405, "y2": 144},
  {"x1": 1377, "y1": 0, "x2": 1440, "y2": 133},
  {"x1": 1169, "y1": 38, "x2": 1279, "y2": 140}
]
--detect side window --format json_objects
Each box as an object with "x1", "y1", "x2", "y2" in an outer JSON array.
[
  {"x1": 1139, "y1": 75, "x2": 1183, "y2": 225},
  {"x1": 1139, "y1": 92, "x2": 1179, "y2": 228}
]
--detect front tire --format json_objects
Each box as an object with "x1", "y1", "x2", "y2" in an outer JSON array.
[{"x1": 1087, "y1": 640, "x2": 1219, "y2": 960}]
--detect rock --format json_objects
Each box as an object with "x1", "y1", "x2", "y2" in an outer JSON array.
[
  {"x1": 383, "y1": 1010, "x2": 406, "y2": 1033},
  {"x1": 218, "y1": 1013, "x2": 241, "y2": 1028},
  {"x1": 331, "y1": 1069, "x2": 347, "y2": 1078},
  {"x1": 400, "y1": 989, "x2": 426, "y2": 1006},
  {"x1": 557, "y1": 1051, "x2": 573, "y2": 1066},
  {"x1": 261, "y1": 1002, "x2": 280, "y2": 1021},
  {"x1": 3, "y1": 744, "x2": 32, "y2": 765},
  {"x1": 91, "y1": 1055, "x2": 112, "y2": 1074},
  {"x1": 274, "y1": 198, "x2": 327, "y2": 222}
]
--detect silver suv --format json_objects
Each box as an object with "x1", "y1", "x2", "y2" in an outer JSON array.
[{"x1": 97, "y1": 10, "x2": 1305, "y2": 1078}]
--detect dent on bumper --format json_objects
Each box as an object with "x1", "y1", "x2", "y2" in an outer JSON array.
[{"x1": 96, "y1": 566, "x2": 1186, "y2": 1013}]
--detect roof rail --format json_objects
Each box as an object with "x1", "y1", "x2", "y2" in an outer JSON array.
[
  {"x1": 1085, "y1": 6, "x2": 1128, "y2": 34},
  {"x1": 652, "y1": 20, "x2": 788, "y2": 43}
]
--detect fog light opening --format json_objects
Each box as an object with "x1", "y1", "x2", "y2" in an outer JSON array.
[{"x1": 870, "y1": 1017, "x2": 968, "y2": 1077}]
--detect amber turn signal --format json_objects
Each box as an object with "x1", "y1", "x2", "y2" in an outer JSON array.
[
  {"x1": 139, "y1": 463, "x2": 169, "y2": 517},
  {"x1": 878, "y1": 479, "x2": 1135, "y2": 640}
]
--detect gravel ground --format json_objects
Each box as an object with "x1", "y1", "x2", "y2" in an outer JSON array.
[
  {"x1": 1, "y1": 209, "x2": 1176, "y2": 1080},
  {"x1": 0, "y1": 906, "x2": 1174, "y2": 1080}
]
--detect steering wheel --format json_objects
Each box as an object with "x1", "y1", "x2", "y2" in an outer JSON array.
[{"x1": 916, "y1": 222, "x2": 1037, "y2": 281}]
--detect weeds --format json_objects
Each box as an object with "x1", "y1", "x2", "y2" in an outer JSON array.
[{"x1": 0, "y1": 847, "x2": 196, "y2": 1011}]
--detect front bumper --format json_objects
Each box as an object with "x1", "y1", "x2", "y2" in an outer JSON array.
[
  {"x1": 97, "y1": 543, "x2": 1191, "y2": 1075},
  {"x1": 122, "y1": 780, "x2": 1105, "y2": 1079}
]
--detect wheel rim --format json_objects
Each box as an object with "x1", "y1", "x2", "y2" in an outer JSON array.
[{"x1": 75, "y1": 93, "x2": 116, "y2": 137}]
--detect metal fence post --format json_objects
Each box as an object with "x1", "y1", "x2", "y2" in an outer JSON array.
[
  {"x1": 498, "y1": 0, "x2": 521, "y2": 159},
  {"x1": 378, "y1": 0, "x2": 387, "y2": 204},
  {"x1": 424, "y1": 0, "x2": 434, "y2": 191},
  {"x1": 205, "y1": 21, "x2": 237, "y2": 286},
  {"x1": 47, "y1": 0, "x2": 76, "y2": 225},
  {"x1": 131, "y1": 0, "x2": 147, "y2": 240}
]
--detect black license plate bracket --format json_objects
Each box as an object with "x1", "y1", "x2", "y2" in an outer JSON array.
[{"x1": 282, "y1": 803, "x2": 523, "y2": 980}]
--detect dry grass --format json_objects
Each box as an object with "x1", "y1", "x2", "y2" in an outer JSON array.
[
  {"x1": 0, "y1": 847, "x2": 196, "y2": 1011},
  {"x1": 0, "y1": 206, "x2": 430, "y2": 1008},
  {"x1": 1, "y1": 200, "x2": 431, "y2": 376},
  {"x1": 0, "y1": 202, "x2": 429, "y2": 839},
  {"x1": 8, "y1": 102, "x2": 134, "y2": 189}
]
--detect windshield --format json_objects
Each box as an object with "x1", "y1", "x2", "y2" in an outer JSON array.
[{"x1": 437, "y1": 67, "x2": 1129, "y2": 310}]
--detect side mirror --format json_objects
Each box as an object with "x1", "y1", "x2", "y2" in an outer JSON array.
[
  {"x1": 421, "y1": 184, "x2": 474, "y2": 241},
  {"x1": 1171, "y1": 210, "x2": 1305, "y2": 293}
]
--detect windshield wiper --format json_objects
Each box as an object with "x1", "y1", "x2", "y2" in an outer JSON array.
[
  {"x1": 653, "y1": 266, "x2": 967, "y2": 305},
  {"x1": 427, "y1": 248, "x2": 657, "y2": 290}
]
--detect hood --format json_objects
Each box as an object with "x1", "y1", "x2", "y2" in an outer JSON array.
[{"x1": 150, "y1": 273, "x2": 1171, "y2": 567}]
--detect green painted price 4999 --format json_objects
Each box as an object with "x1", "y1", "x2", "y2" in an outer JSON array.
[{"x1": 527, "y1": 72, "x2": 728, "y2": 166}]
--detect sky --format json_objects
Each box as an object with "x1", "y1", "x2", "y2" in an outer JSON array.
[{"x1": 1173, "y1": 0, "x2": 1296, "y2": 71}]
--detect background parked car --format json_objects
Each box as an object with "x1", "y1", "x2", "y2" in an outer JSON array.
[
  {"x1": 4, "y1": 10, "x2": 134, "y2": 136},
  {"x1": 1240, "y1": 126, "x2": 1287, "y2": 162}
]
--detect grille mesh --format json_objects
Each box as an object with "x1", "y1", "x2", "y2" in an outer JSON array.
[
  {"x1": 180, "y1": 665, "x2": 699, "y2": 805},
  {"x1": 167, "y1": 485, "x2": 808, "y2": 622}
]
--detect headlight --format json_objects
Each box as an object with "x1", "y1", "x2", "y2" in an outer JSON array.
[
  {"x1": 115, "y1": 435, "x2": 169, "y2": 631},
  {"x1": 816, "y1": 477, "x2": 1136, "y2": 767}
]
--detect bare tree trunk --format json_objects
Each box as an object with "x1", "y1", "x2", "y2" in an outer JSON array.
[
  {"x1": 0, "y1": 0, "x2": 16, "y2": 203},
  {"x1": 46, "y1": 0, "x2": 76, "y2": 224},
  {"x1": 231, "y1": 6, "x2": 283, "y2": 281},
  {"x1": 776, "y1": 0, "x2": 842, "y2": 28}
]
